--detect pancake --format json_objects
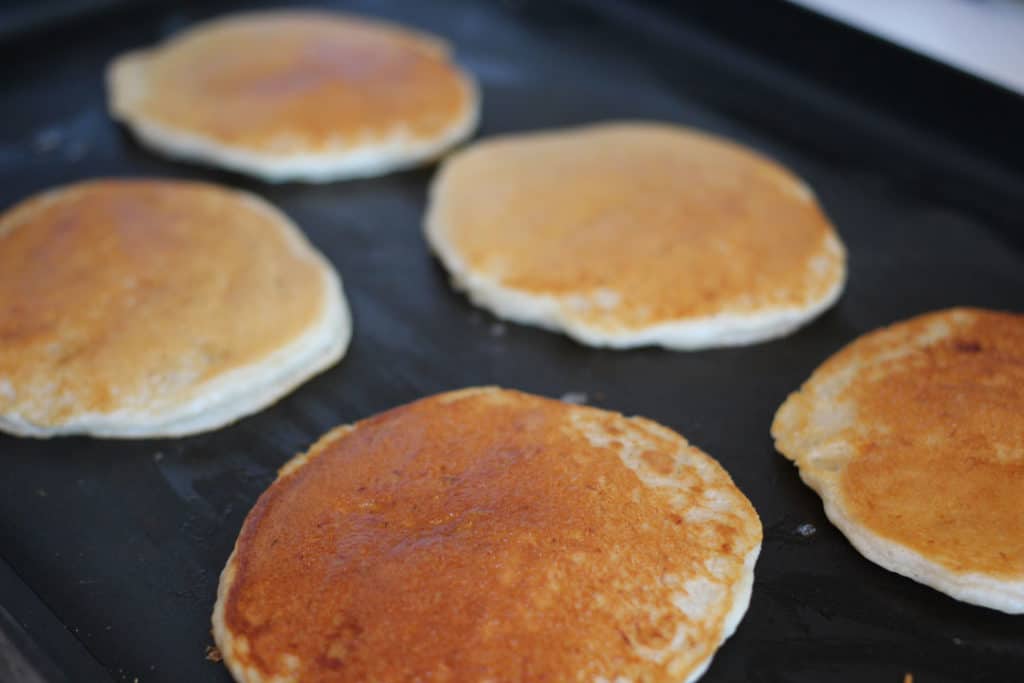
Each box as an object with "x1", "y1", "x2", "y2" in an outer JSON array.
[
  {"x1": 0, "y1": 179, "x2": 350, "y2": 438},
  {"x1": 107, "y1": 11, "x2": 479, "y2": 182},
  {"x1": 425, "y1": 122, "x2": 846, "y2": 350},
  {"x1": 213, "y1": 387, "x2": 762, "y2": 683},
  {"x1": 772, "y1": 308, "x2": 1024, "y2": 613}
]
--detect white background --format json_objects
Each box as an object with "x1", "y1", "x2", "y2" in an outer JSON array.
[{"x1": 789, "y1": 0, "x2": 1024, "y2": 94}]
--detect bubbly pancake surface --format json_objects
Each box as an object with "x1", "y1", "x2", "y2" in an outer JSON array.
[
  {"x1": 773, "y1": 308, "x2": 1024, "y2": 611},
  {"x1": 426, "y1": 122, "x2": 845, "y2": 348},
  {"x1": 215, "y1": 388, "x2": 761, "y2": 683},
  {"x1": 0, "y1": 179, "x2": 337, "y2": 434},
  {"x1": 109, "y1": 11, "x2": 476, "y2": 159}
]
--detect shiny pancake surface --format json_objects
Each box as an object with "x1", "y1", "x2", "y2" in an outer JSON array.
[
  {"x1": 772, "y1": 308, "x2": 1024, "y2": 612},
  {"x1": 0, "y1": 179, "x2": 346, "y2": 437},
  {"x1": 108, "y1": 11, "x2": 477, "y2": 179},
  {"x1": 426, "y1": 122, "x2": 846, "y2": 349},
  {"x1": 214, "y1": 388, "x2": 762, "y2": 683}
]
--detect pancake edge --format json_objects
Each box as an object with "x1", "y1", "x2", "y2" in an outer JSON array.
[
  {"x1": 681, "y1": 543, "x2": 760, "y2": 683},
  {"x1": 818, "y1": 479, "x2": 1024, "y2": 614},
  {"x1": 774, "y1": 398, "x2": 1024, "y2": 614}
]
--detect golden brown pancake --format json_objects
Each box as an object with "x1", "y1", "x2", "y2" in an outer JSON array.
[
  {"x1": 772, "y1": 308, "x2": 1024, "y2": 612},
  {"x1": 213, "y1": 387, "x2": 762, "y2": 683},
  {"x1": 108, "y1": 11, "x2": 479, "y2": 181},
  {"x1": 0, "y1": 179, "x2": 350, "y2": 438},
  {"x1": 425, "y1": 122, "x2": 846, "y2": 349}
]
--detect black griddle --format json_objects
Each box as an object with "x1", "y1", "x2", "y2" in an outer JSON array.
[{"x1": 1, "y1": 1, "x2": 1022, "y2": 682}]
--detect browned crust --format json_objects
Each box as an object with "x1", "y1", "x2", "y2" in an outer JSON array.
[
  {"x1": 774, "y1": 308, "x2": 1024, "y2": 580},
  {"x1": 214, "y1": 388, "x2": 761, "y2": 682}
]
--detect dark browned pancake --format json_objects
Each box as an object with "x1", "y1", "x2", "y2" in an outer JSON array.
[{"x1": 213, "y1": 387, "x2": 761, "y2": 682}]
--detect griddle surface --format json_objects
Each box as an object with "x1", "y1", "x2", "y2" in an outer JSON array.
[{"x1": 0, "y1": 1, "x2": 1021, "y2": 682}]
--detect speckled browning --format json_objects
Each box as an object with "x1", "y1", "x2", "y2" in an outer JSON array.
[{"x1": 216, "y1": 388, "x2": 761, "y2": 682}]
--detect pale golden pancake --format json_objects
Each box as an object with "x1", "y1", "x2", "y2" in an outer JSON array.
[
  {"x1": 0, "y1": 179, "x2": 350, "y2": 438},
  {"x1": 772, "y1": 308, "x2": 1024, "y2": 612},
  {"x1": 213, "y1": 387, "x2": 762, "y2": 683},
  {"x1": 425, "y1": 122, "x2": 846, "y2": 349},
  {"x1": 108, "y1": 11, "x2": 478, "y2": 182}
]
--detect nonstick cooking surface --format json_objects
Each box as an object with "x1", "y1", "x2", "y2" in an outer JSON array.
[{"x1": 0, "y1": 1, "x2": 1021, "y2": 682}]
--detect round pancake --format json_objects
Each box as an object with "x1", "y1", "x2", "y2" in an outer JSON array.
[
  {"x1": 107, "y1": 11, "x2": 479, "y2": 182},
  {"x1": 0, "y1": 179, "x2": 350, "y2": 438},
  {"x1": 213, "y1": 387, "x2": 762, "y2": 683},
  {"x1": 772, "y1": 308, "x2": 1024, "y2": 613},
  {"x1": 425, "y1": 122, "x2": 846, "y2": 350}
]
